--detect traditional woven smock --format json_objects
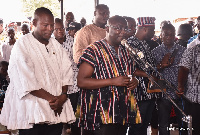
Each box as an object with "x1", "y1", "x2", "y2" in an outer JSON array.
[
  {"x1": 0, "y1": 33, "x2": 76, "y2": 130},
  {"x1": 76, "y1": 39, "x2": 141, "y2": 130}
]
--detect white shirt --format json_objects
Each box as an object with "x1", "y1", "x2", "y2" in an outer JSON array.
[
  {"x1": 1, "y1": 43, "x2": 13, "y2": 62},
  {"x1": 0, "y1": 33, "x2": 76, "y2": 130}
]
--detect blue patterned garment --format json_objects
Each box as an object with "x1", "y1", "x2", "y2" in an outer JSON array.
[
  {"x1": 127, "y1": 36, "x2": 157, "y2": 101},
  {"x1": 152, "y1": 43, "x2": 186, "y2": 99},
  {"x1": 179, "y1": 44, "x2": 200, "y2": 103},
  {"x1": 75, "y1": 39, "x2": 141, "y2": 130}
]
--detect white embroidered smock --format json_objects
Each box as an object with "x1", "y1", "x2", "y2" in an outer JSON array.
[{"x1": 0, "y1": 33, "x2": 76, "y2": 130}]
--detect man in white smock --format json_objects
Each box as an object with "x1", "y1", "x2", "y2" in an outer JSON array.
[{"x1": 0, "y1": 7, "x2": 75, "y2": 135}]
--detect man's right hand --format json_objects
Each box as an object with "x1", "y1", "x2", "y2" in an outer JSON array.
[{"x1": 112, "y1": 76, "x2": 130, "y2": 87}]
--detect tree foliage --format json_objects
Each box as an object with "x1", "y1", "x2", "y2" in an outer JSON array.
[{"x1": 21, "y1": 0, "x2": 61, "y2": 19}]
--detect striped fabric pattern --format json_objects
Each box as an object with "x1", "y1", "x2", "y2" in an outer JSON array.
[
  {"x1": 75, "y1": 39, "x2": 141, "y2": 130},
  {"x1": 137, "y1": 17, "x2": 155, "y2": 27}
]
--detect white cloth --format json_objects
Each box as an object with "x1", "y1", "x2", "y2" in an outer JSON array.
[
  {"x1": 187, "y1": 38, "x2": 200, "y2": 48},
  {"x1": 0, "y1": 33, "x2": 76, "y2": 130},
  {"x1": 1, "y1": 43, "x2": 13, "y2": 62}
]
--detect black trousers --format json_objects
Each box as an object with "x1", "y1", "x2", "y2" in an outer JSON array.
[
  {"x1": 71, "y1": 124, "x2": 127, "y2": 135},
  {"x1": 19, "y1": 123, "x2": 63, "y2": 135}
]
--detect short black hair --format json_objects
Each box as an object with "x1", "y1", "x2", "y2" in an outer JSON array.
[
  {"x1": 55, "y1": 18, "x2": 63, "y2": 24},
  {"x1": 95, "y1": 4, "x2": 109, "y2": 11},
  {"x1": 108, "y1": 15, "x2": 127, "y2": 26},
  {"x1": 34, "y1": 7, "x2": 53, "y2": 20},
  {"x1": 161, "y1": 23, "x2": 175, "y2": 33}
]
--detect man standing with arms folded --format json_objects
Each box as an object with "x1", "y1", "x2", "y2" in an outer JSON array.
[
  {"x1": 73, "y1": 4, "x2": 110, "y2": 63},
  {"x1": 0, "y1": 7, "x2": 75, "y2": 135}
]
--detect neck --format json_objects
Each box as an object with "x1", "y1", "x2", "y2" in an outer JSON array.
[
  {"x1": 105, "y1": 38, "x2": 119, "y2": 53},
  {"x1": 32, "y1": 32, "x2": 49, "y2": 45},
  {"x1": 135, "y1": 32, "x2": 145, "y2": 41},
  {"x1": 56, "y1": 37, "x2": 65, "y2": 44},
  {"x1": 93, "y1": 21, "x2": 105, "y2": 29}
]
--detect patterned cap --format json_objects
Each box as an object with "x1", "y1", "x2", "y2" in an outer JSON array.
[{"x1": 137, "y1": 17, "x2": 156, "y2": 27}]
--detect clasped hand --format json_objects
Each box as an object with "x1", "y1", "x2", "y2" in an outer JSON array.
[
  {"x1": 113, "y1": 76, "x2": 138, "y2": 90},
  {"x1": 49, "y1": 95, "x2": 67, "y2": 116}
]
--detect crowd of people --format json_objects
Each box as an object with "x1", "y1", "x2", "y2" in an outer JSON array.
[{"x1": 0, "y1": 3, "x2": 199, "y2": 135}]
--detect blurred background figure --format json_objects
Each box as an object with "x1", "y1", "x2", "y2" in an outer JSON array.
[
  {"x1": 0, "y1": 19, "x2": 3, "y2": 35},
  {"x1": 80, "y1": 17, "x2": 86, "y2": 28},
  {"x1": 123, "y1": 16, "x2": 136, "y2": 39},
  {"x1": 187, "y1": 17, "x2": 195, "y2": 27},
  {"x1": 1, "y1": 28, "x2": 16, "y2": 62},
  {"x1": 188, "y1": 16, "x2": 200, "y2": 44},
  {"x1": 21, "y1": 23, "x2": 30, "y2": 35},
  {"x1": 176, "y1": 23, "x2": 193, "y2": 48},
  {"x1": 65, "y1": 12, "x2": 75, "y2": 33}
]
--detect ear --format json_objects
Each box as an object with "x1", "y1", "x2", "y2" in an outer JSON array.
[
  {"x1": 32, "y1": 19, "x2": 37, "y2": 27},
  {"x1": 94, "y1": 11, "x2": 96, "y2": 16}
]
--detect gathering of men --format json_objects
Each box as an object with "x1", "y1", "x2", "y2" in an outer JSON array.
[{"x1": 0, "y1": 3, "x2": 200, "y2": 135}]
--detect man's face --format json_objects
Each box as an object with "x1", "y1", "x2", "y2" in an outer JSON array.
[
  {"x1": 66, "y1": 13, "x2": 74, "y2": 24},
  {"x1": 68, "y1": 29, "x2": 76, "y2": 38},
  {"x1": 95, "y1": 7, "x2": 110, "y2": 26},
  {"x1": 80, "y1": 19, "x2": 86, "y2": 27},
  {"x1": 161, "y1": 29, "x2": 175, "y2": 46},
  {"x1": 34, "y1": 14, "x2": 54, "y2": 41},
  {"x1": 0, "y1": 23, "x2": 3, "y2": 34},
  {"x1": 108, "y1": 20, "x2": 128, "y2": 44},
  {"x1": 54, "y1": 22, "x2": 65, "y2": 39},
  {"x1": 145, "y1": 26, "x2": 155, "y2": 40},
  {"x1": 8, "y1": 29, "x2": 15, "y2": 39},
  {"x1": 0, "y1": 65, "x2": 8, "y2": 77},
  {"x1": 21, "y1": 25, "x2": 30, "y2": 35},
  {"x1": 126, "y1": 20, "x2": 136, "y2": 38}
]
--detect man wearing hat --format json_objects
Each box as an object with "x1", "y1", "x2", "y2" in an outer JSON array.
[{"x1": 127, "y1": 17, "x2": 157, "y2": 135}]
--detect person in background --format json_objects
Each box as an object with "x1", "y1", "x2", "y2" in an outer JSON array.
[
  {"x1": 0, "y1": 19, "x2": 3, "y2": 35},
  {"x1": 127, "y1": 17, "x2": 157, "y2": 135},
  {"x1": 156, "y1": 20, "x2": 171, "y2": 45},
  {"x1": 65, "y1": 12, "x2": 75, "y2": 33},
  {"x1": 152, "y1": 24, "x2": 187, "y2": 135},
  {"x1": 176, "y1": 23, "x2": 193, "y2": 48},
  {"x1": 123, "y1": 16, "x2": 136, "y2": 39},
  {"x1": 178, "y1": 43, "x2": 200, "y2": 135},
  {"x1": 0, "y1": 7, "x2": 76, "y2": 135},
  {"x1": 187, "y1": 17, "x2": 200, "y2": 48},
  {"x1": 73, "y1": 4, "x2": 110, "y2": 64},
  {"x1": 0, "y1": 19, "x2": 4, "y2": 61},
  {"x1": 1, "y1": 28, "x2": 16, "y2": 62},
  {"x1": 21, "y1": 23, "x2": 30, "y2": 35},
  {"x1": 188, "y1": 16, "x2": 200, "y2": 44},
  {"x1": 53, "y1": 18, "x2": 81, "y2": 135},
  {"x1": 76, "y1": 15, "x2": 140, "y2": 135},
  {"x1": 80, "y1": 17, "x2": 86, "y2": 27}
]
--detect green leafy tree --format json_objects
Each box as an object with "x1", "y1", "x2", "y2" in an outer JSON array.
[{"x1": 21, "y1": 0, "x2": 61, "y2": 19}]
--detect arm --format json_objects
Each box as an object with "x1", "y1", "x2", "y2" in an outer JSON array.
[
  {"x1": 177, "y1": 66, "x2": 189, "y2": 95},
  {"x1": 73, "y1": 29, "x2": 90, "y2": 64},
  {"x1": 77, "y1": 62, "x2": 131, "y2": 89}
]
